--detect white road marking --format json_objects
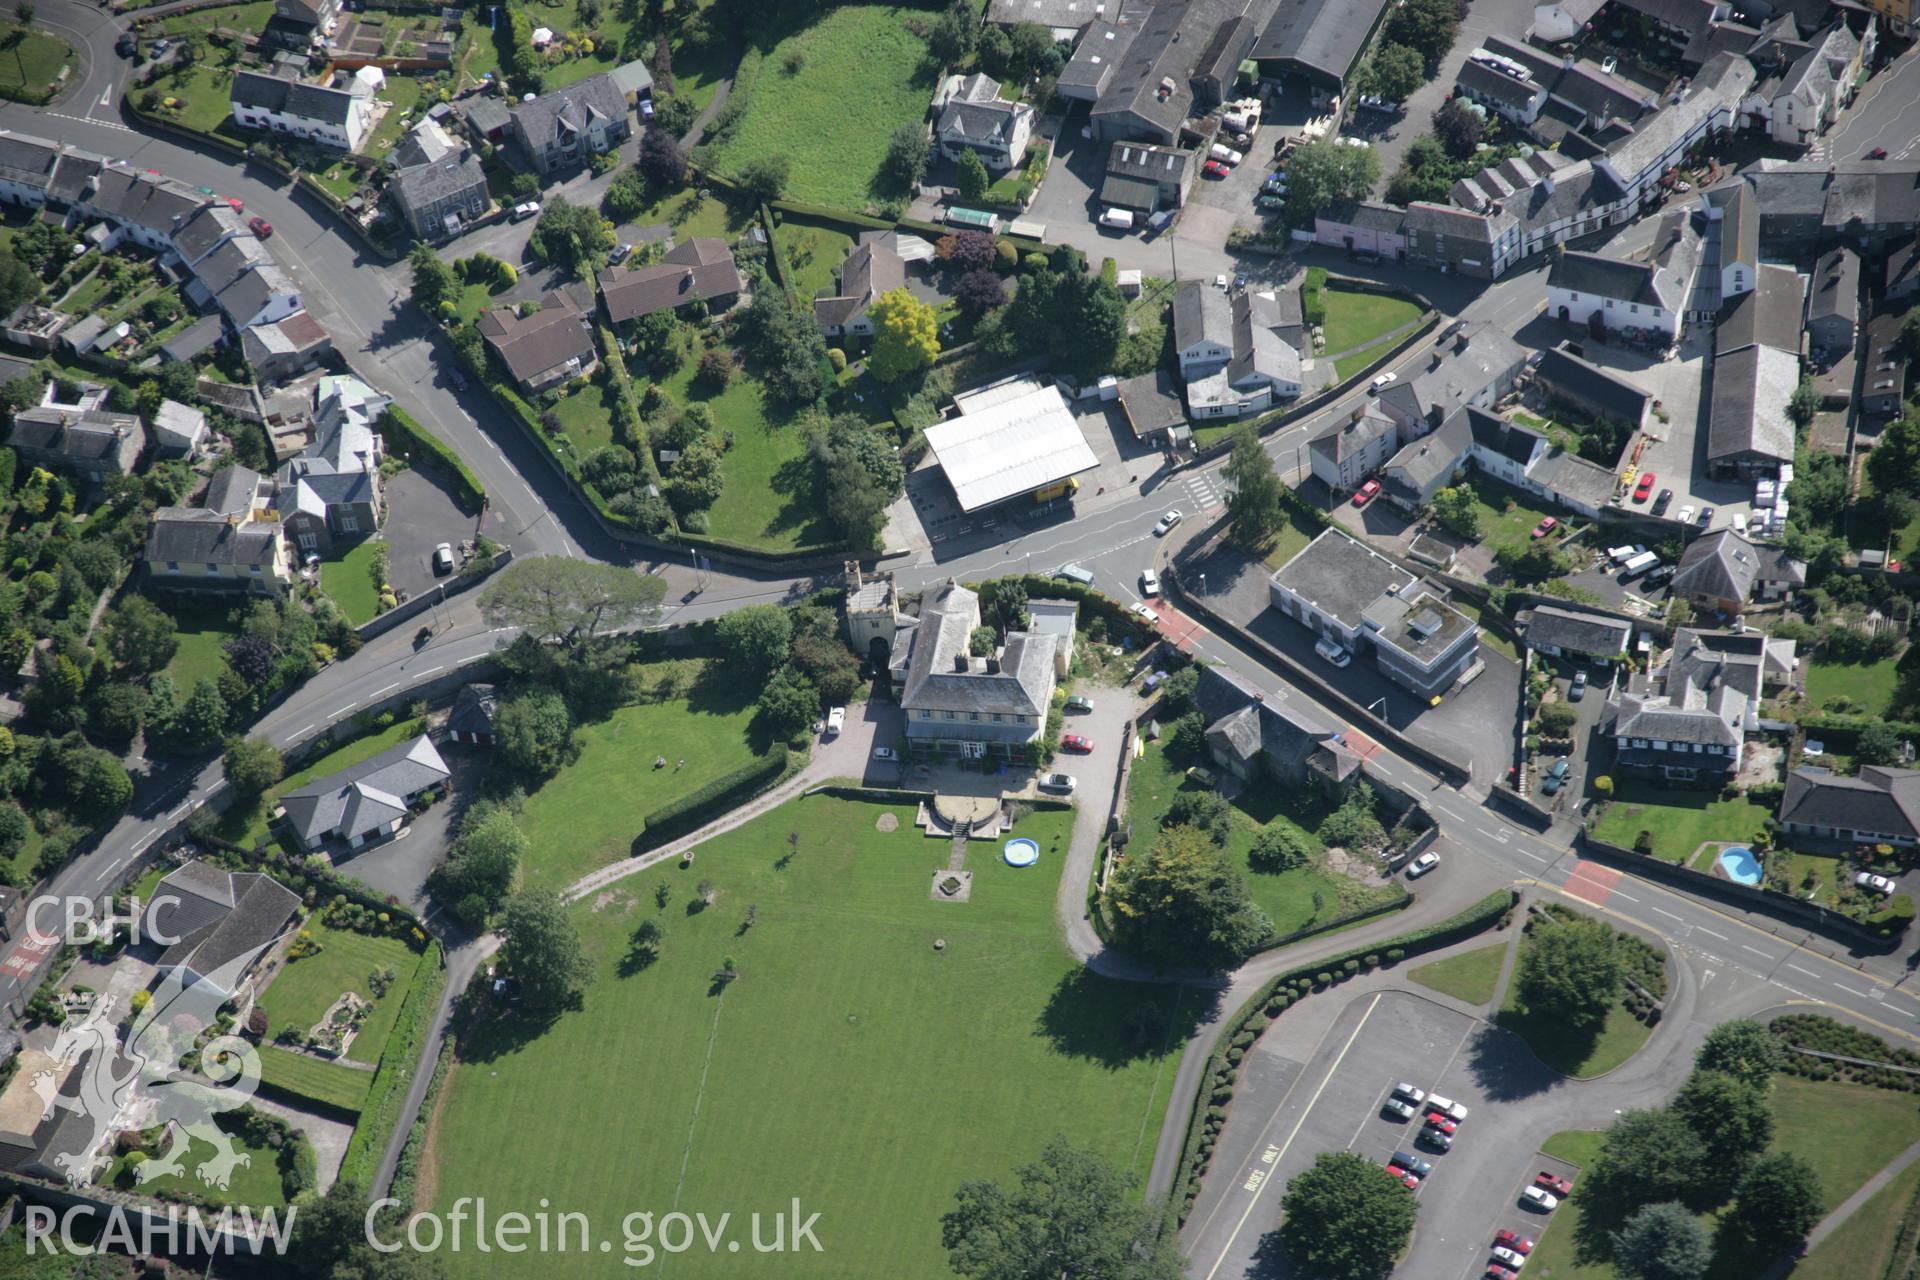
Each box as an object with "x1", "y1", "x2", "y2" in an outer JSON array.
[
  {"x1": 297, "y1": 724, "x2": 315, "y2": 737},
  {"x1": 372, "y1": 683, "x2": 399, "y2": 696},
  {"x1": 132, "y1": 834, "x2": 155, "y2": 853},
  {"x1": 1611, "y1": 889, "x2": 1639, "y2": 903},
  {"x1": 1789, "y1": 964, "x2": 1821, "y2": 979},
  {"x1": 1653, "y1": 906, "x2": 1685, "y2": 922},
  {"x1": 1695, "y1": 927, "x2": 1726, "y2": 940},
  {"x1": 422, "y1": 666, "x2": 445, "y2": 675},
  {"x1": 1518, "y1": 848, "x2": 1547, "y2": 864},
  {"x1": 1835, "y1": 983, "x2": 1873, "y2": 999},
  {"x1": 1741, "y1": 944, "x2": 1772, "y2": 958}
]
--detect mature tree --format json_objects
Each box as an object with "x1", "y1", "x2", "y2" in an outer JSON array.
[
  {"x1": 88, "y1": 683, "x2": 148, "y2": 743},
  {"x1": 1430, "y1": 102, "x2": 1487, "y2": 159},
  {"x1": 1787, "y1": 377, "x2": 1821, "y2": 428},
  {"x1": 105, "y1": 595, "x2": 177, "y2": 674},
  {"x1": 1729, "y1": 1151, "x2": 1824, "y2": 1250},
  {"x1": 715, "y1": 604, "x2": 793, "y2": 676},
  {"x1": 1249, "y1": 822, "x2": 1310, "y2": 872},
  {"x1": 1365, "y1": 43, "x2": 1426, "y2": 102},
  {"x1": 57, "y1": 738, "x2": 134, "y2": 820},
  {"x1": 740, "y1": 277, "x2": 828, "y2": 407},
  {"x1": 811, "y1": 413, "x2": 905, "y2": 549},
  {"x1": 867, "y1": 288, "x2": 941, "y2": 382},
  {"x1": 1165, "y1": 791, "x2": 1233, "y2": 845},
  {"x1": 737, "y1": 155, "x2": 791, "y2": 204},
  {"x1": 928, "y1": 0, "x2": 977, "y2": 67},
  {"x1": 1384, "y1": 0, "x2": 1463, "y2": 63},
  {"x1": 430, "y1": 801, "x2": 526, "y2": 926},
  {"x1": 1673, "y1": 1070, "x2": 1772, "y2": 1190},
  {"x1": 1277, "y1": 1151, "x2": 1418, "y2": 1280},
  {"x1": 1858, "y1": 721, "x2": 1902, "y2": 767},
  {"x1": 529, "y1": 197, "x2": 615, "y2": 277},
  {"x1": 500, "y1": 889, "x2": 592, "y2": 1016},
  {"x1": 1430, "y1": 485, "x2": 1482, "y2": 538},
  {"x1": 755, "y1": 667, "x2": 818, "y2": 740},
  {"x1": 603, "y1": 165, "x2": 652, "y2": 221},
  {"x1": 637, "y1": 126, "x2": 688, "y2": 191},
  {"x1": 1285, "y1": 141, "x2": 1382, "y2": 225},
  {"x1": 222, "y1": 737, "x2": 283, "y2": 797},
  {"x1": 882, "y1": 123, "x2": 931, "y2": 193},
  {"x1": 790, "y1": 632, "x2": 860, "y2": 706},
  {"x1": 0, "y1": 804, "x2": 27, "y2": 868},
  {"x1": 495, "y1": 687, "x2": 576, "y2": 780},
  {"x1": 1588, "y1": 1108, "x2": 1707, "y2": 1222},
  {"x1": 1514, "y1": 913, "x2": 1623, "y2": 1029},
  {"x1": 667, "y1": 436, "x2": 725, "y2": 513},
  {"x1": 1694, "y1": 1019, "x2": 1784, "y2": 1089},
  {"x1": 1004, "y1": 21, "x2": 1062, "y2": 78},
  {"x1": 1867, "y1": 414, "x2": 1920, "y2": 500},
  {"x1": 480, "y1": 557, "x2": 666, "y2": 642},
  {"x1": 944, "y1": 230, "x2": 999, "y2": 273},
  {"x1": 1611, "y1": 1202, "x2": 1708, "y2": 1280},
  {"x1": 0, "y1": 251, "x2": 37, "y2": 314},
  {"x1": 1786, "y1": 449, "x2": 1847, "y2": 528},
  {"x1": 956, "y1": 147, "x2": 990, "y2": 201},
  {"x1": 1224, "y1": 424, "x2": 1284, "y2": 548},
  {"x1": 1107, "y1": 824, "x2": 1274, "y2": 968},
  {"x1": 286, "y1": 1178, "x2": 450, "y2": 1280},
  {"x1": 173, "y1": 678, "x2": 230, "y2": 752},
  {"x1": 942, "y1": 1135, "x2": 1184, "y2": 1280},
  {"x1": 409, "y1": 243, "x2": 458, "y2": 317},
  {"x1": 953, "y1": 267, "x2": 1008, "y2": 316}
]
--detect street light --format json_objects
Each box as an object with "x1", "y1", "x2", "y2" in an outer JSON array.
[{"x1": 1366, "y1": 697, "x2": 1387, "y2": 717}]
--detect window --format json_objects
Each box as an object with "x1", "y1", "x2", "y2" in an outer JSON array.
[
  {"x1": 167, "y1": 561, "x2": 179, "y2": 572},
  {"x1": 1604, "y1": 298, "x2": 1614, "y2": 309},
  {"x1": 298, "y1": 533, "x2": 317, "y2": 550},
  {"x1": 337, "y1": 512, "x2": 358, "y2": 534},
  {"x1": 968, "y1": 712, "x2": 980, "y2": 722},
  {"x1": 250, "y1": 564, "x2": 261, "y2": 574},
  {"x1": 1630, "y1": 304, "x2": 1639, "y2": 314},
  {"x1": 919, "y1": 709, "x2": 933, "y2": 719},
  {"x1": 943, "y1": 711, "x2": 956, "y2": 720},
  {"x1": 991, "y1": 713, "x2": 1003, "y2": 722}
]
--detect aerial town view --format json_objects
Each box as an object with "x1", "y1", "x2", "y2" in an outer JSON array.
[{"x1": 0, "y1": 0, "x2": 1916, "y2": 1274}]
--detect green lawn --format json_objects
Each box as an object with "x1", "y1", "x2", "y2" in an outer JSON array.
[
  {"x1": 363, "y1": 75, "x2": 427, "y2": 159},
  {"x1": 1258, "y1": 506, "x2": 1328, "y2": 573},
  {"x1": 1590, "y1": 784, "x2": 1773, "y2": 865},
  {"x1": 655, "y1": 343, "x2": 835, "y2": 552},
  {"x1": 220, "y1": 719, "x2": 424, "y2": 848},
  {"x1": 258, "y1": 1044, "x2": 375, "y2": 1113},
  {"x1": 606, "y1": 184, "x2": 747, "y2": 239},
  {"x1": 1409, "y1": 942, "x2": 1508, "y2": 1006},
  {"x1": 320, "y1": 541, "x2": 386, "y2": 626},
  {"x1": 161, "y1": 600, "x2": 238, "y2": 690},
  {"x1": 1804, "y1": 656, "x2": 1902, "y2": 718},
  {"x1": 548, "y1": 369, "x2": 622, "y2": 457},
  {"x1": 1791, "y1": 1143, "x2": 1920, "y2": 1280},
  {"x1": 0, "y1": 23, "x2": 73, "y2": 96},
  {"x1": 260, "y1": 920, "x2": 424, "y2": 1065},
  {"x1": 1498, "y1": 915, "x2": 1664, "y2": 1079},
  {"x1": 158, "y1": 1, "x2": 275, "y2": 35},
  {"x1": 706, "y1": 5, "x2": 938, "y2": 210},
  {"x1": 1126, "y1": 740, "x2": 1401, "y2": 938},
  {"x1": 1333, "y1": 334, "x2": 1406, "y2": 382},
  {"x1": 666, "y1": 8, "x2": 732, "y2": 113},
  {"x1": 774, "y1": 216, "x2": 859, "y2": 302},
  {"x1": 101, "y1": 1127, "x2": 287, "y2": 1208},
  {"x1": 453, "y1": 279, "x2": 509, "y2": 326},
  {"x1": 1320, "y1": 287, "x2": 1423, "y2": 357},
  {"x1": 514, "y1": 663, "x2": 768, "y2": 890},
  {"x1": 147, "y1": 62, "x2": 237, "y2": 135},
  {"x1": 1463, "y1": 474, "x2": 1562, "y2": 554},
  {"x1": 1850, "y1": 469, "x2": 1920, "y2": 566},
  {"x1": 427, "y1": 796, "x2": 1197, "y2": 1280}
]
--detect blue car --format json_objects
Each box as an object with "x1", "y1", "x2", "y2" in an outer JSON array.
[{"x1": 1541, "y1": 759, "x2": 1570, "y2": 794}]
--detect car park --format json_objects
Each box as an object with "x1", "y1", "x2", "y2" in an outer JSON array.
[
  {"x1": 1426, "y1": 1096, "x2": 1469, "y2": 1122},
  {"x1": 1315, "y1": 637, "x2": 1352, "y2": 668},
  {"x1": 1406, "y1": 851, "x2": 1441, "y2": 878},
  {"x1": 1039, "y1": 773, "x2": 1077, "y2": 793},
  {"x1": 1569, "y1": 670, "x2": 1588, "y2": 701},
  {"x1": 1392, "y1": 1151, "x2": 1434, "y2": 1176},
  {"x1": 1494, "y1": 1230, "x2": 1534, "y2": 1254},
  {"x1": 824, "y1": 706, "x2": 845, "y2": 736},
  {"x1": 1633, "y1": 472, "x2": 1656, "y2": 502},
  {"x1": 1383, "y1": 1097, "x2": 1419, "y2": 1121},
  {"x1": 1530, "y1": 516, "x2": 1557, "y2": 539},
  {"x1": 1153, "y1": 509, "x2": 1184, "y2": 535},
  {"x1": 1857, "y1": 872, "x2": 1897, "y2": 895},
  {"x1": 1065, "y1": 695, "x2": 1093, "y2": 713},
  {"x1": 1061, "y1": 734, "x2": 1093, "y2": 753},
  {"x1": 1353, "y1": 479, "x2": 1381, "y2": 506},
  {"x1": 1521, "y1": 1187, "x2": 1558, "y2": 1211},
  {"x1": 1140, "y1": 568, "x2": 1160, "y2": 596},
  {"x1": 1535, "y1": 1172, "x2": 1573, "y2": 1195}
]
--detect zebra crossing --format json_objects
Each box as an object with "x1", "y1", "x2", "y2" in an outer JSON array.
[{"x1": 1183, "y1": 471, "x2": 1227, "y2": 512}]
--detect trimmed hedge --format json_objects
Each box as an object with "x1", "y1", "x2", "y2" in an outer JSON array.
[
  {"x1": 1771, "y1": 1013, "x2": 1920, "y2": 1092},
  {"x1": 337, "y1": 938, "x2": 447, "y2": 1190},
  {"x1": 378, "y1": 405, "x2": 486, "y2": 509},
  {"x1": 636, "y1": 746, "x2": 794, "y2": 849},
  {"x1": 1166, "y1": 890, "x2": 1518, "y2": 1224}
]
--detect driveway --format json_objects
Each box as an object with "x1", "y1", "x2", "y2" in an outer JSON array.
[
  {"x1": 383, "y1": 468, "x2": 484, "y2": 604},
  {"x1": 331, "y1": 750, "x2": 483, "y2": 911}
]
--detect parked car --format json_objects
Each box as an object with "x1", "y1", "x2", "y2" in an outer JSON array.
[
  {"x1": 116, "y1": 32, "x2": 137, "y2": 57},
  {"x1": 1153, "y1": 509, "x2": 1184, "y2": 535},
  {"x1": 1353, "y1": 479, "x2": 1382, "y2": 506},
  {"x1": 1494, "y1": 1230, "x2": 1534, "y2": 1254},
  {"x1": 1633, "y1": 472, "x2": 1657, "y2": 502},
  {"x1": 1651, "y1": 488, "x2": 1673, "y2": 516},
  {"x1": 1419, "y1": 1128, "x2": 1453, "y2": 1151},
  {"x1": 1698, "y1": 506, "x2": 1715, "y2": 525},
  {"x1": 1530, "y1": 516, "x2": 1558, "y2": 539},
  {"x1": 1065, "y1": 695, "x2": 1094, "y2": 713},
  {"x1": 512, "y1": 201, "x2": 541, "y2": 220},
  {"x1": 1488, "y1": 1266, "x2": 1519, "y2": 1280},
  {"x1": 1642, "y1": 565, "x2": 1675, "y2": 590},
  {"x1": 1427, "y1": 1096, "x2": 1469, "y2": 1123},
  {"x1": 1406, "y1": 851, "x2": 1441, "y2": 878},
  {"x1": 1569, "y1": 670, "x2": 1588, "y2": 701},
  {"x1": 1255, "y1": 194, "x2": 1287, "y2": 212},
  {"x1": 608, "y1": 242, "x2": 634, "y2": 265},
  {"x1": 1393, "y1": 1081, "x2": 1427, "y2": 1105},
  {"x1": 1600, "y1": 54, "x2": 1618, "y2": 73},
  {"x1": 1098, "y1": 207, "x2": 1135, "y2": 229},
  {"x1": 1039, "y1": 773, "x2": 1077, "y2": 793},
  {"x1": 1386, "y1": 1163, "x2": 1420, "y2": 1188},
  {"x1": 1061, "y1": 734, "x2": 1094, "y2": 753},
  {"x1": 1141, "y1": 568, "x2": 1160, "y2": 596},
  {"x1": 1129, "y1": 601, "x2": 1160, "y2": 625},
  {"x1": 1056, "y1": 563, "x2": 1096, "y2": 587},
  {"x1": 1535, "y1": 1172, "x2": 1574, "y2": 1196},
  {"x1": 1424, "y1": 1112, "x2": 1458, "y2": 1135},
  {"x1": 1392, "y1": 1151, "x2": 1434, "y2": 1177},
  {"x1": 639, "y1": 97, "x2": 654, "y2": 120},
  {"x1": 871, "y1": 746, "x2": 897, "y2": 762},
  {"x1": 1521, "y1": 1187, "x2": 1559, "y2": 1211},
  {"x1": 1208, "y1": 142, "x2": 1243, "y2": 165},
  {"x1": 824, "y1": 706, "x2": 846, "y2": 736},
  {"x1": 431, "y1": 542, "x2": 454, "y2": 575},
  {"x1": 149, "y1": 37, "x2": 172, "y2": 57},
  {"x1": 450, "y1": 368, "x2": 468, "y2": 392},
  {"x1": 1383, "y1": 1097, "x2": 1419, "y2": 1121},
  {"x1": 1867, "y1": 147, "x2": 1889, "y2": 159},
  {"x1": 248, "y1": 216, "x2": 273, "y2": 238},
  {"x1": 1856, "y1": 872, "x2": 1897, "y2": 896},
  {"x1": 1315, "y1": 637, "x2": 1352, "y2": 668},
  {"x1": 1492, "y1": 1246, "x2": 1528, "y2": 1268},
  {"x1": 1371, "y1": 371, "x2": 1399, "y2": 392},
  {"x1": 1676, "y1": 504, "x2": 1695, "y2": 524},
  {"x1": 1542, "y1": 759, "x2": 1570, "y2": 795}
]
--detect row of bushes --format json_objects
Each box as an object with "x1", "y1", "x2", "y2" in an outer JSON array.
[
  {"x1": 1771, "y1": 1013, "x2": 1920, "y2": 1092},
  {"x1": 374, "y1": 404, "x2": 486, "y2": 510},
  {"x1": 337, "y1": 939, "x2": 448, "y2": 1191},
  {"x1": 1167, "y1": 889, "x2": 1518, "y2": 1223},
  {"x1": 636, "y1": 746, "x2": 794, "y2": 850}
]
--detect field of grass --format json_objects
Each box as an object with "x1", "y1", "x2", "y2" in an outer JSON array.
[
  {"x1": 1126, "y1": 740, "x2": 1401, "y2": 938},
  {"x1": 1333, "y1": 334, "x2": 1407, "y2": 382},
  {"x1": 262, "y1": 920, "x2": 424, "y2": 1063},
  {"x1": 258, "y1": 1044, "x2": 375, "y2": 1113},
  {"x1": 162, "y1": 601, "x2": 238, "y2": 690},
  {"x1": 1409, "y1": 942, "x2": 1508, "y2": 1007},
  {"x1": 220, "y1": 718, "x2": 423, "y2": 848},
  {"x1": 514, "y1": 663, "x2": 768, "y2": 889},
  {"x1": 1791, "y1": 1145, "x2": 1920, "y2": 1279},
  {"x1": 426, "y1": 796, "x2": 1196, "y2": 1280},
  {"x1": 1590, "y1": 784, "x2": 1773, "y2": 864},
  {"x1": 707, "y1": 5, "x2": 937, "y2": 209},
  {"x1": 0, "y1": 1221, "x2": 122, "y2": 1276},
  {"x1": 1804, "y1": 656, "x2": 1902, "y2": 718},
  {"x1": 157, "y1": 1, "x2": 274, "y2": 35},
  {"x1": 1320, "y1": 288, "x2": 1423, "y2": 356},
  {"x1": 655, "y1": 341, "x2": 833, "y2": 551},
  {"x1": 607, "y1": 184, "x2": 747, "y2": 240},
  {"x1": 321, "y1": 540, "x2": 385, "y2": 626},
  {"x1": 548, "y1": 370, "x2": 622, "y2": 457},
  {"x1": 0, "y1": 23, "x2": 73, "y2": 97},
  {"x1": 774, "y1": 216, "x2": 859, "y2": 301}
]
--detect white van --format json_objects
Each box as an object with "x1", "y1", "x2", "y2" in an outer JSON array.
[
  {"x1": 1606, "y1": 545, "x2": 1638, "y2": 564},
  {"x1": 1621, "y1": 551, "x2": 1660, "y2": 577},
  {"x1": 1208, "y1": 143, "x2": 1243, "y2": 165},
  {"x1": 1098, "y1": 208, "x2": 1135, "y2": 230}
]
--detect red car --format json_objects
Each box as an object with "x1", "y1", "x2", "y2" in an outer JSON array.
[
  {"x1": 1866, "y1": 147, "x2": 1889, "y2": 159},
  {"x1": 1353, "y1": 479, "x2": 1381, "y2": 506},
  {"x1": 1061, "y1": 734, "x2": 1094, "y2": 753},
  {"x1": 1530, "y1": 516, "x2": 1558, "y2": 539},
  {"x1": 1535, "y1": 1172, "x2": 1574, "y2": 1196},
  {"x1": 1385, "y1": 1162, "x2": 1419, "y2": 1188},
  {"x1": 249, "y1": 216, "x2": 273, "y2": 238},
  {"x1": 1424, "y1": 1113, "x2": 1457, "y2": 1135},
  {"x1": 224, "y1": 196, "x2": 244, "y2": 213},
  {"x1": 1632, "y1": 472, "x2": 1656, "y2": 502},
  {"x1": 1203, "y1": 159, "x2": 1231, "y2": 179},
  {"x1": 1487, "y1": 1267, "x2": 1518, "y2": 1280},
  {"x1": 1494, "y1": 1230, "x2": 1534, "y2": 1254}
]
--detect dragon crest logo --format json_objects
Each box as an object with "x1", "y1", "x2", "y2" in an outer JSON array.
[{"x1": 34, "y1": 937, "x2": 271, "y2": 1191}]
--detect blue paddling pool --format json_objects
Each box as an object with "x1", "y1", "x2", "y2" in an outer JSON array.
[
  {"x1": 1718, "y1": 846, "x2": 1761, "y2": 885},
  {"x1": 1004, "y1": 838, "x2": 1039, "y2": 867}
]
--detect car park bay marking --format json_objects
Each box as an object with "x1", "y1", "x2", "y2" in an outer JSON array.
[{"x1": 1199, "y1": 993, "x2": 1385, "y2": 1280}]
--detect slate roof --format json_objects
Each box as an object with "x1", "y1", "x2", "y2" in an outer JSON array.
[
  {"x1": 812, "y1": 237, "x2": 904, "y2": 327},
  {"x1": 1606, "y1": 684, "x2": 1744, "y2": 747},
  {"x1": 1094, "y1": 0, "x2": 1247, "y2": 137},
  {"x1": 280, "y1": 734, "x2": 450, "y2": 846},
  {"x1": 1780, "y1": 766, "x2": 1920, "y2": 841},
  {"x1": 1707, "y1": 342, "x2": 1797, "y2": 467},
  {"x1": 9, "y1": 408, "x2": 144, "y2": 467},
  {"x1": 1551, "y1": 61, "x2": 1655, "y2": 123},
  {"x1": 145, "y1": 506, "x2": 282, "y2": 568},
  {"x1": 1807, "y1": 246, "x2": 1860, "y2": 329},
  {"x1": 600, "y1": 237, "x2": 742, "y2": 324},
  {"x1": 510, "y1": 73, "x2": 627, "y2": 149},
  {"x1": 152, "y1": 399, "x2": 208, "y2": 452},
  {"x1": 0, "y1": 133, "x2": 63, "y2": 193},
  {"x1": 1192, "y1": 662, "x2": 1358, "y2": 782},
  {"x1": 1253, "y1": 0, "x2": 1380, "y2": 84},
  {"x1": 203, "y1": 465, "x2": 264, "y2": 517},
  {"x1": 1715, "y1": 263, "x2": 1804, "y2": 356},
  {"x1": 1381, "y1": 408, "x2": 1471, "y2": 496},
  {"x1": 1106, "y1": 141, "x2": 1192, "y2": 186},
  {"x1": 939, "y1": 95, "x2": 1030, "y2": 146},
  {"x1": 45, "y1": 150, "x2": 102, "y2": 204},
  {"x1": 393, "y1": 153, "x2": 485, "y2": 216},
  {"x1": 1534, "y1": 347, "x2": 1651, "y2": 425},
  {"x1": 449, "y1": 683, "x2": 500, "y2": 736},
  {"x1": 146, "y1": 862, "x2": 299, "y2": 981},
  {"x1": 231, "y1": 68, "x2": 363, "y2": 126},
  {"x1": 162, "y1": 314, "x2": 226, "y2": 363},
  {"x1": 172, "y1": 205, "x2": 246, "y2": 265},
  {"x1": 1173, "y1": 278, "x2": 1233, "y2": 354},
  {"x1": 1310, "y1": 404, "x2": 1397, "y2": 468},
  {"x1": 1549, "y1": 249, "x2": 1665, "y2": 307},
  {"x1": 899, "y1": 580, "x2": 1059, "y2": 717},
  {"x1": 1060, "y1": 20, "x2": 1133, "y2": 93},
  {"x1": 1468, "y1": 406, "x2": 1544, "y2": 465},
  {"x1": 1524, "y1": 604, "x2": 1632, "y2": 656},
  {"x1": 481, "y1": 288, "x2": 596, "y2": 384},
  {"x1": 81, "y1": 167, "x2": 205, "y2": 237},
  {"x1": 1824, "y1": 169, "x2": 1920, "y2": 231},
  {"x1": 1667, "y1": 626, "x2": 1795, "y2": 701},
  {"x1": 242, "y1": 310, "x2": 331, "y2": 365},
  {"x1": 1672, "y1": 529, "x2": 1805, "y2": 605},
  {"x1": 1603, "y1": 53, "x2": 1753, "y2": 188},
  {"x1": 1457, "y1": 58, "x2": 1547, "y2": 111},
  {"x1": 1119, "y1": 368, "x2": 1188, "y2": 437}
]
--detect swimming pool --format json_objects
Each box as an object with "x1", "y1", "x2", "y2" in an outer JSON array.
[
  {"x1": 1004, "y1": 838, "x2": 1039, "y2": 867},
  {"x1": 1718, "y1": 846, "x2": 1761, "y2": 885}
]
